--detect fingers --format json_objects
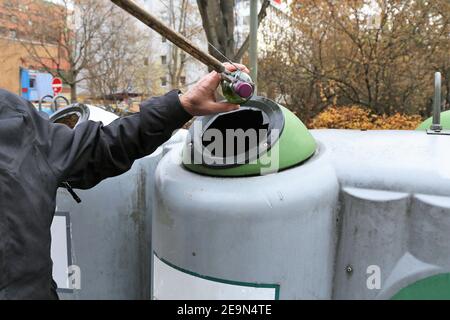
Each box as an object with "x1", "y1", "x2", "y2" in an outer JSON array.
[
  {"x1": 223, "y1": 62, "x2": 250, "y2": 74},
  {"x1": 200, "y1": 71, "x2": 222, "y2": 89},
  {"x1": 205, "y1": 101, "x2": 240, "y2": 114},
  {"x1": 233, "y1": 63, "x2": 250, "y2": 73}
]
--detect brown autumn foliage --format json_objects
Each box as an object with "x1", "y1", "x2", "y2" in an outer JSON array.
[
  {"x1": 258, "y1": 0, "x2": 450, "y2": 123},
  {"x1": 309, "y1": 105, "x2": 423, "y2": 130}
]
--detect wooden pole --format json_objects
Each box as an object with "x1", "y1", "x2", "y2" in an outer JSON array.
[{"x1": 110, "y1": 0, "x2": 225, "y2": 73}]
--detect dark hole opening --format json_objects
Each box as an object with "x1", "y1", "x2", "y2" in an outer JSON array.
[
  {"x1": 54, "y1": 113, "x2": 80, "y2": 129},
  {"x1": 202, "y1": 109, "x2": 269, "y2": 161}
]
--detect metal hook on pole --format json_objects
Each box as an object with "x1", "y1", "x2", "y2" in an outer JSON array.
[
  {"x1": 430, "y1": 72, "x2": 442, "y2": 131},
  {"x1": 427, "y1": 72, "x2": 450, "y2": 135}
]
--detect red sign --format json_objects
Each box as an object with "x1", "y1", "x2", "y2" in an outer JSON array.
[
  {"x1": 271, "y1": 0, "x2": 283, "y2": 9},
  {"x1": 52, "y1": 77, "x2": 63, "y2": 96}
]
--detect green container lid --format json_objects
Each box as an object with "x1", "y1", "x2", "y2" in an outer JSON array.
[
  {"x1": 182, "y1": 97, "x2": 317, "y2": 177},
  {"x1": 417, "y1": 110, "x2": 450, "y2": 130}
]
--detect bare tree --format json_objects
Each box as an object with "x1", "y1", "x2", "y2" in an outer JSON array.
[
  {"x1": 166, "y1": 0, "x2": 203, "y2": 89},
  {"x1": 152, "y1": 0, "x2": 204, "y2": 91},
  {"x1": 83, "y1": 5, "x2": 155, "y2": 106}
]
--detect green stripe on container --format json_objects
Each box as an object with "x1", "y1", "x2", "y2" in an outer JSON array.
[
  {"x1": 392, "y1": 273, "x2": 450, "y2": 300},
  {"x1": 155, "y1": 252, "x2": 280, "y2": 300}
]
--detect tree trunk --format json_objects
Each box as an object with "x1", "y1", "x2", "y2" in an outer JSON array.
[
  {"x1": 197, "y1": 0, "x2": 236, "y2": 61},
  {"x1": 70, "y1": 84, "x2": 77, "y2": 103}
]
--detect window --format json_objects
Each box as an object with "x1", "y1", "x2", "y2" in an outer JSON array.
[
  {"x1": 180, "y1": 76, "x2": 186, "y2": 86},
  {"x1": 162, "y1": 36, "x2": 167, "y2": 43},
  {"x1": 9, "y1": 29, "x2": 17, "y2": 39},
  {"x1": 29, "y1": 78, "x2": 36, "y2": 89},
  {"x1": 144, "y1": 58, "x2": 149, "y2": 66},
  {"x1": 161, "y1": 55, "x2": 167, "y2": 65},
  {"x1": 161, "y1": 76, "x2": 167, "y2": 87},
  {"x1": 180, "y1": 53, "x2": 186, "y2": 62}
]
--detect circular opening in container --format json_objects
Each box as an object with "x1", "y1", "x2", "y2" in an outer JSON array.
[
  {"x1": 187, "y1": 97, "x2": 285, "y2": 168},
  {"x1": 54, "y1": 113, "x2": 80, "y2": 129},
  {"x1": 50, "y1": 104, "x2": 90, "y2": 129},
  {"x1": 202, "y1": 109, "x2": 269, "y2": 158}
]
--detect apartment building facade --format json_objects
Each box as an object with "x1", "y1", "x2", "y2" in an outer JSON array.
[{"x1": 0, "y1": 0, "x2": 70, "y2": 101}]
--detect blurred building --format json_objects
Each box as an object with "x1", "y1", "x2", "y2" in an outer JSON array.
[
  {"x1": 0, "y1": 0, "x2": 70, "y2": 101},
  {"x1": 236, "y1": 0, "x2": 292, "y2": 47},
  {"x1": 235, "y1": 0, "x2": 251, "y2": 48}
]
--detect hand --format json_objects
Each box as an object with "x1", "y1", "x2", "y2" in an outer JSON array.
[{"x1": 179, "y1": 62, "x2": 250, "y2": 116}]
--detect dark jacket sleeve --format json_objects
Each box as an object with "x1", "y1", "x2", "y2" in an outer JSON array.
[{"x1": 46, "y1": 90, "x2": 192, "y2": 189}]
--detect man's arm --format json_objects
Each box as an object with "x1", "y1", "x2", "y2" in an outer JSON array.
[
  {"x1": 46, "y1": 63, "x2": 248, "y2": 189},
  {"x1": 46, "y1": 90, "x2": 190, "y2": 189}
]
